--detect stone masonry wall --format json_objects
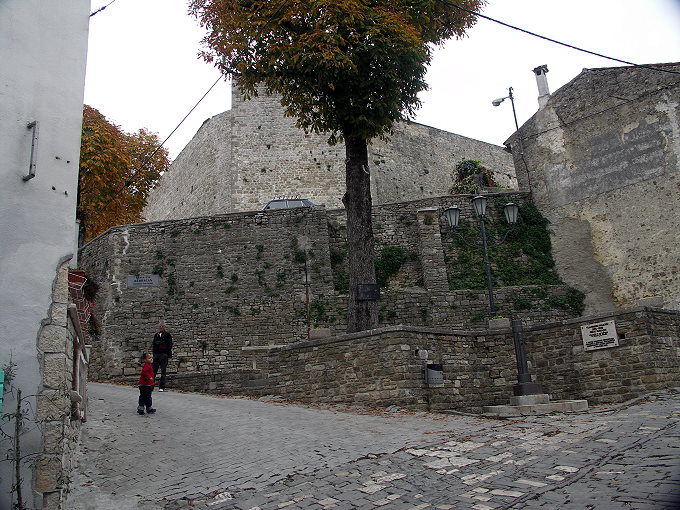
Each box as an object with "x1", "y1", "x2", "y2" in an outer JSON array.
[
  {"x1": 369, "y1": 122, "x2": 517, "y2": 205},
  {"x1": 35, "y1": 262, "x2": 86, "y2": 510},
  {"x1": 143, "y1": 85, "x2": 516, "y2": 222},
  {"x1": 170, "y1": 309, "x2": 680, "y2": 412},
  {"x1": 526, "y1": 309, "x2": 680, "y2": 404},
  {"x1": 82, "y1": 207, "x2": 336, "y2": 380},
  {"x1": 82, "y1": 194, "x2": 578, "y2": 383},
  {"x1": 143, "y1": 111, "x2": 236, "y2": 221},
  {"x1": 509, "y1": 64, "x2": 680, "y2": 312}
]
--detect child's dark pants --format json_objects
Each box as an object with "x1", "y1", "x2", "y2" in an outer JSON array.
[{"x1": 138, "y1": 385, "x2": 153, "y2": 411}]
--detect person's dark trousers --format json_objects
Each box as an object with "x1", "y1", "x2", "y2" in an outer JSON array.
[
  {"x1": 138, "y1": 385, "x2": 153, "y2": 411},
  {"x1": 152, "y1": 353, "x2": 169, "y2": 390}
]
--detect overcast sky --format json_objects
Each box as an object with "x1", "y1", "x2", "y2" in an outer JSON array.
[{"x1": 84, "y1": 0, "x2": 680, "y2": 159}]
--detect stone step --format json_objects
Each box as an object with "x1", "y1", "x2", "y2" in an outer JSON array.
[{"x1": 482, "y1": 399, "x2": 589, "y2": 418}]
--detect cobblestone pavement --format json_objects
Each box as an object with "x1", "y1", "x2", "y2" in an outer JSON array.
[{"x1": 65, "y1": 383, "x2": 680, "y2": 510}]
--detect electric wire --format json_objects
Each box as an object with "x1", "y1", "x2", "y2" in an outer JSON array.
[
  {"x1": 93, "y1": 0, "x2": 677, "y2": 219},
  {"x1": 90, "y1": 0, "x2": 118, "y2": 18},
  {"x1": 518, "y1": 79, "x2": 680, "y2": 142},
  {"x1": 95, "y1": 0, "x2": 292, "y2": 215},
  {"x1": 121, "y1": 75, "x2": 223, "y2": 188},
  {"x1": 440, "y1": 0, "x2": 680, "y2": 76}
]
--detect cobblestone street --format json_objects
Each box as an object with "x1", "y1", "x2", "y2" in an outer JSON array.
[{"x1": 65, "y1": 384, "x2": 680, "y2": 510}]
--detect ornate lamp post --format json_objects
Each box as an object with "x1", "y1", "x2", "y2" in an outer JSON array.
[
  {"x1": 445, "y1": 198, "x2": 544, "y2": 398},
  {"x1": 444, "y1": 195, "x2": 519, "y2": 316}
]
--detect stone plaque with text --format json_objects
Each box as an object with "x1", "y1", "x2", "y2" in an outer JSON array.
[
  {"x1": 581, "y1": 320, "x2": 619, "y2": 351},
  {"x1": 126, "y1": 275, "x2": 160, "y2": 288}
]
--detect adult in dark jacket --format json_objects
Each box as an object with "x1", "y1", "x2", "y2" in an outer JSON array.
[{"x1": 152, "y1": 323, "x2": 173, "y2": 391}]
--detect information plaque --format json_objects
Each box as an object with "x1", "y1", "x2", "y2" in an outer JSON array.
[
  {"x1": 126, "y1": 275, "x2": 160, "y2": 288},
  {"x1": 581, "y1": 320, "x2": 619, "y2": 351},
  {"x1": 357, "y1": 284, "x2": 380, "y2": 301}
]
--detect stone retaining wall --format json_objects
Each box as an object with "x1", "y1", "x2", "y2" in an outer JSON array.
[
  {"x1": 116, "y1": 309, "x2": 679, "y2": 413},
  {"x1": 80, "y1": 194, "x2": 578, "y2": 382},
  {"x1": 35, "y1": 262, "x2": 89, "y2": 509}
]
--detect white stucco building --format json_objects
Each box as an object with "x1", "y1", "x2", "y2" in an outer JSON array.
[{"x1": 0, "y1": 1, "x2": 90, "y2": 508}]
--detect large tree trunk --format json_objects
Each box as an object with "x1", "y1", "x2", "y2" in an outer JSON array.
[{"x1": 342, "y1": 134, "x2": 379, "y2": 333}]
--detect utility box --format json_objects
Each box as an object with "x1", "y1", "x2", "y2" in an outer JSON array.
[{"x1": 425, "y1": 363, "x2": 444, "y2": 387}]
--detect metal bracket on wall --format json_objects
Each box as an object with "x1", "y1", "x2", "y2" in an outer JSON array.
[{"x1": 23, "y1": 120, "x2": 39, "y2": 181}]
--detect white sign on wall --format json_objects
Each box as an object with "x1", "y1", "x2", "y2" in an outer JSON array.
[
  {"x1": 581, "y1": 320, "x2": 619, "y2": 351},
  {"x1": 126, "y1": 275, "x2": 160, "y2": 288}
]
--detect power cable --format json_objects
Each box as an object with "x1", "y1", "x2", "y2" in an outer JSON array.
[
  {"x1": 121, "y1": 75, "x2": 223, "y2": 188},
  {"x1": 519, "y1": 78, "x2": 680, "y2": 141},
  {"x1": 95, "y1": 0, "x2": 292, "y2": 216},
  {"x1": 90, "y1": 0, "x2": 118, "y2": 17},
  {"x1": 439, "y1": 0, "x2": 680, "y2": 76},
  {"x1": 92, "y1": 0, "x2": 676, "y2": 220}
]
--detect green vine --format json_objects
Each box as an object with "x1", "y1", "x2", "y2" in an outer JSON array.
[
  {"x1": 375, "y1": 245, "x2": 416, "y2": 287},
  {"x1": 334, "y1": 270, "x2": 349, "y2": 293},
  {"x1": 166, "y1": 273, "x2": 178, "y2": 296},
  {"x1": 447, "y1": 201, "x2": 561, "y2": 290},
  {"x1": 330, "y1": 246, "x2": 348, "y2": 292},
  {"x1": 546, "y1": 288, "x2": 586, "y2": 316},
  {"x1": 292, "y1": 245, "x2": 306, "y2": 264},
  {"x1": 311, "y1": 299, "x2": 328, "y2": 324}
]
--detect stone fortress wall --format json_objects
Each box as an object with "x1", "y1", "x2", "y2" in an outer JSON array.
[
  {"x1": 509, "y1": 63, "x2": 680, "y2": 312},
  {"x1": 85, "y1": 63, "x2": 680, "y2": 411},
  {"x1": 81, "y1": 194, "x2": 580, "y2": 383},
  {"x1": 143, "y1": 85, "x2": 517, "y2": 221}
]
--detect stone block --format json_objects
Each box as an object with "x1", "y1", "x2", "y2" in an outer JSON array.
[
  {"x1": 50, "y1": 302, "x2": 69, "y2": 327},
  {"x1": 41, "y1": 490, "x2": 63, "y2": 510},
  {"x1": 637, "y1": 296, "x2": 663, "y2": 308},
  {"x1": 488, "y1": 317, "x2": 511, "y2": 329},
  {"x1": 510, "y1": 394, "x2": 550, "y2": 406},
  {"x1": 34, "y1": 455, "x2": 63, "y2": 492},
  {"x1": 43, "y1": 420, "x2": 66, "y2": 454},
  {"x1": 39, "y1": 325, "x2": 69, "y2": 353},
  {"x1": 37, "y1": 391, "x2": 71, "y2": 421},
  {"x1": 43, "y1": 353, "x2": 68, "y2": 389},
  {"x1": 53, "y1": 262, "x2": 71, "y2": 304},
  {"x1": 309, "y1": 328, "x2": 331, "y2": 340}
]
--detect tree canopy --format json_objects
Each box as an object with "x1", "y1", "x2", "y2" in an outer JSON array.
[
  {"x1": 78, "y1": 105, "x2": 169, "y2": 241},
  {"x1": 190, "y1": 0, "x2": 484, "y2": 142},
  {"x1": 189, "y1": 0, "x2": 484, "y2": 332}
]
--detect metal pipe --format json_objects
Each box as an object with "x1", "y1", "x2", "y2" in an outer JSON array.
[
  {"x1": 479, "y1": 217, "x2": 496, "y2": 316},
  {"x1": 24, "y1": 120, "x2": 39, "y2": 181}
]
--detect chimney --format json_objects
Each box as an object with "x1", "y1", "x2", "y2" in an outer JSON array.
[{"x1": 533, "y1": 65, "x2": 550, "y2": 108}]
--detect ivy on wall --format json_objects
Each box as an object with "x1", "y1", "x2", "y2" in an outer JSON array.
[
  {"x1": 330, "y1": 246, "x2": 349, "y2": 293},
  {"x1": 444, "y1": 198, "x2": 585, "y2": 315},
  {"x1": 447, "y1": 200, "x2": 562, "y2": 290},
  {"x1": 375, "y1": 246, "x2": 417, "y2": 287}
]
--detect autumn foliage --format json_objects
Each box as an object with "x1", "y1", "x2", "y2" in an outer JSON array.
[{"x1": 78, "y1": 105, "x2": 169, "y2": 241}]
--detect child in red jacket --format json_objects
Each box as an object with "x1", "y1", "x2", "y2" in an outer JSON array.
[{"x1": 137, "y1": 352, "x2": 156, "y2": 415}]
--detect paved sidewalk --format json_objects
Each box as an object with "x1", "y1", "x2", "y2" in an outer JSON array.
[{"x1": 65, "y1": 384, "x2": 680, "y2": 509}]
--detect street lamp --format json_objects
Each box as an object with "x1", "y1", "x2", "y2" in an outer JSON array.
[
  {"x1": 446, "y1": 199, "x2": 543, "y2": 398},
  {"x1": 493, "y1": 86, "x2": 533, "y2": 194},
  {"x1": 492, "y1": 86, "x2": 520, "y2": 134},
  {"x1": 444, "y1": 195, "x2": 519, "y2": 316}
]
